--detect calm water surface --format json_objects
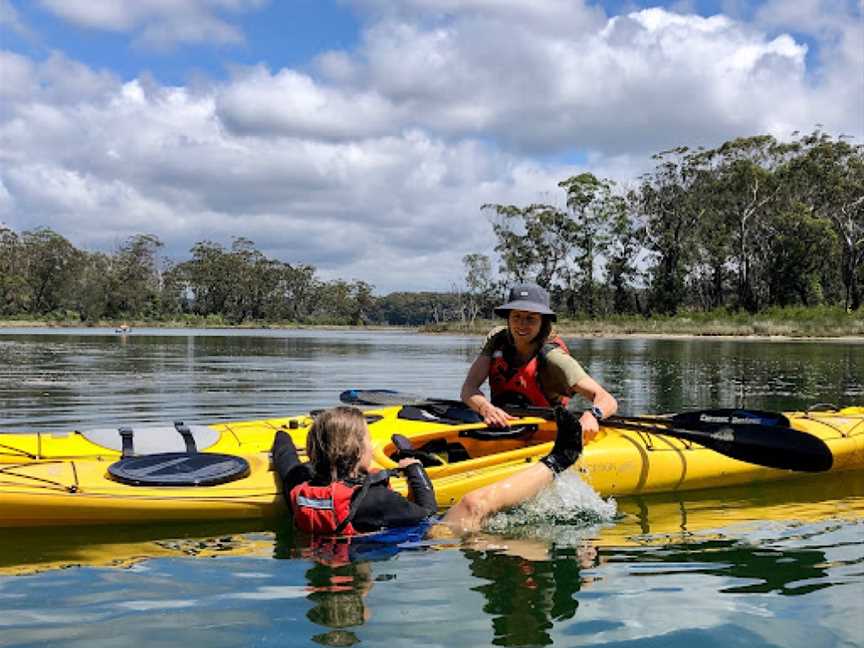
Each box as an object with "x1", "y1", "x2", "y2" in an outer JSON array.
[{"x1": 0, "y1": 328, "x2": 862, "y2": 647}]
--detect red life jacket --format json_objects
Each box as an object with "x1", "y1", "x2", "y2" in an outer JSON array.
[
  {"x1": 290, "y1": 480, "x2": 360, "y2": 536},
  {"x1": 489, "y1": 333, "x2": 570, "y2": 408}
]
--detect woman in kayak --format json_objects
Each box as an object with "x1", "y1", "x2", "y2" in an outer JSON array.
[
  {"x1": 461, "y1": 282, "x2": 618, "y2": 440},
  {"x1": 273, "y1": 403, "x2": 583, "y2": 535}
]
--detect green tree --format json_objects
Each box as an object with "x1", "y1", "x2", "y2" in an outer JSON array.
[
  {"x1": 762, "y1": 203, "x2": 837, "y2": 306},
  {"x1": 558, "y1": 173, "x2": 618, "y2": 316},
  {"x1": 636, "y1": 147, "x2": 705, "y2": 315},
  {"x1": 461, "y1": 253, "x2": 497, "y2": 323},
  {"x1": 0, "y1": 226, "x2": 27, "y2": 315},
  {"x1": 606, "y1": 191, "x2": 643, "y2": 314},
  {"x1": 72, "y1": 251, "x2": 113, "y2": 322},
  {"x1": 780, "y1": 131, "x2": 864, "y2": 310},
  {"x1": 19, "y1": 227, "x2": 82, "y2": 316},
  {"x1": 109, "y1": 234, "x2": 164, "y2": 319},
  {"x1": 482, "y1": 202, "x2": 577, "y2": 290},
  {"x1": 702, "y1": 136, "x2": 783, "y2": 312}
]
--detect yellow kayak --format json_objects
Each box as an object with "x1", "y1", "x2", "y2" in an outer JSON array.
[
  {"x1": 0, "y1": 406, "x2": 861, "y2": 527},
  {"x1": 4, "y1": 470, "x2": 862, "y2": 576}
]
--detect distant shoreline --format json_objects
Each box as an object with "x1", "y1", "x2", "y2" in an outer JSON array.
[{"x1": 2, "y1": 317, "x2": 862, "y2": 341}]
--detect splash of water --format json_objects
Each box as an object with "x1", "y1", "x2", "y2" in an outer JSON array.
[{"x1": 483, "y1": 471, "x2": 617, "y2": 539}]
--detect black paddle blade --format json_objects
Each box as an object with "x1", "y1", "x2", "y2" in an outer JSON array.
[
  {"x1": 693, "y1": 423, "x2": 832, "y2": 472},
  {"x1": 613, "y1": 420, "x2": 833, "y2": 473},
  {"x1": 671, "y1": 409, "x2": 791, "y2": 428}
]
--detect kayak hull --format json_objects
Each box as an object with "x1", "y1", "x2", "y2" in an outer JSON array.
[{"x1": 0, "y1": 407, "x2": 861, "y2": 527}]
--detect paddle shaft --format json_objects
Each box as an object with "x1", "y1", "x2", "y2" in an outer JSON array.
[
  {"x1": 499, "y1": 405, "x2": 832, "y2": 473},
  {"x1": 338, "y1": 390, "x2": 832, "y2": 473}
]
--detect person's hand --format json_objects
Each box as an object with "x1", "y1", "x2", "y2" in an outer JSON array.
[
  {"x1": 397, "y1": 457, "x2": 422, "y2": 469},
  {"x1": 579, "y1": 410, "x2": 601, "y2": 443},
  {"x1": 480, "y1": 403, "x2": 516, "y2": 428}
]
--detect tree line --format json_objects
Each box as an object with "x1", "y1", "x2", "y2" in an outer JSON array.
[
  {"x1": 0, "y1": 227, "x2": 473, "y2": 326},
  {"x1": 480, "y1": 129, "x2": 863, "y2": 318},
  {"x1": 1, "y1": 129, "x2": 861, "y2": 326}
]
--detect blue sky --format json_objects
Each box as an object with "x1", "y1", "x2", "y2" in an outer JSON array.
[
  {"x1": 1, "y1": 0, "x2": 861, "y2": 292},
  {"x1": 3, "y1": 1, "x2": 362, "y2": 85}
]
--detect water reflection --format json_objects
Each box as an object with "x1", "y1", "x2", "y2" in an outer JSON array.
[
  {"x1": 1, "y1": 479, "x2": 862, "y2": 648},
  {"x1": 462, "y1": 543, "x2": 596, "y2": 646},
  {"x1": 304, "y1": 561, "x2": 373, "y2": 647},
  {"x1": 608, "y1": 538, "x2": 835, "y2": 596},
  {"x1": 1, "y1": 329, "x2": 860, "y2": 435}
]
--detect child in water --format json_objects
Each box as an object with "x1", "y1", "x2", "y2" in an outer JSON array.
[{"x1": 273, "y1": 404, "x2": 583, "y2": 536}]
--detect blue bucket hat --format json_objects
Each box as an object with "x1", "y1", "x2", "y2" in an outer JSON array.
[{"x1": 494, "y1": 283, "x2": 556, "y2": 321}]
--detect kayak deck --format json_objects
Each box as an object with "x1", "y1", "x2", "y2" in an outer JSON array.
[{"x1": 0, "y1": 407, "x2": 861, "y2": 527}]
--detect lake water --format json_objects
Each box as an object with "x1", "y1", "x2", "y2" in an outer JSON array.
[{"x1": 1, "y1": 328, "x2": 862, "y2": 647}]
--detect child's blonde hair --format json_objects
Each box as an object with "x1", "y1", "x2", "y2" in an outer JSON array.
[{"x1": 306, "y1": 406, "x2": 368, "y2": 482}]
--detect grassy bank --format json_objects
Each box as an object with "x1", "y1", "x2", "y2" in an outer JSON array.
[
  {"x1": 2, "y1": 306, "x2": 862, "y2": 338},
  {"x1": 423, "y1": 306, "x2": 864, "y2": 338},
  {"x1": 0, "y1": 315, "x2": 407, "y2": 332}
]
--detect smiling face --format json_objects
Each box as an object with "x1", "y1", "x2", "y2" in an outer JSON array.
[{"x1": 507, "y1": 309, "x2": 543, "y2": 346}]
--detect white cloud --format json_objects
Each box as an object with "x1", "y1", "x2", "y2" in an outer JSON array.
[
  {"x1": 216, "y1": 66, "x2": 399, "y2": 140},
  {"x1": 36, "y1": 0, "x2": 267, "y2": 48},
  {"x1": 1, "y1": 2, "x2": 861, "y2": 292},
  {"x1": 310, "y1": 6, "x2": 832, "y2": 154},
  {"x1": 0, "y1": 54, "x2": 555, "y2": 290}
]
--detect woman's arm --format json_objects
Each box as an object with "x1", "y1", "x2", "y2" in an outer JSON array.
[
  {"x1": 460, "y1": 355, "x2": 514, "y2": 427},
  {"x1": 351, "y1": 480, "x2": 436, "y2": 531},
  {"x1": 569, "y1": 375, "x2": 618, "y2": 441}
]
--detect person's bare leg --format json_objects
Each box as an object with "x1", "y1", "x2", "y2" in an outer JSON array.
[
  {"x1": 441, "y1": 462, "x2": 554, "y2": 533},
  {"x1": 440, "y1": 406, "x2": 584, "y2": 534}
]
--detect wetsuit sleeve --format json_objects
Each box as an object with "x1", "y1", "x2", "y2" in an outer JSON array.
[
  {"x1": 350, "y1": 465, "x2": 437, "y2": 532},
  {"x1": 272, "y1": 431, "x2": 313, "y2": 505},
  {"x1": 402, "y1": 462, "x2": 437, "y2": 512}
]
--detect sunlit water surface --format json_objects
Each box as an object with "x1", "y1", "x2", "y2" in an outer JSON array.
[{"x1": 1, "y1": 328, "x2": 862, "y2": 647}]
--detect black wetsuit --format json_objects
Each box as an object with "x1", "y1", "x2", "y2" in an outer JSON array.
[{"x1": 272, "y1": 431, "x2": 437, "y2": 533}]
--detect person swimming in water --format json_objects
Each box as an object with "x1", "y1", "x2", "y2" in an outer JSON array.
[{"x1": 272, "y1": 403, "x2": 584, "y2": 537}]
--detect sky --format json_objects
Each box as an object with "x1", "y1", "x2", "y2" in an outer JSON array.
[{"x1": 1, "y1": 0, "x2": 862, "y2": 294}]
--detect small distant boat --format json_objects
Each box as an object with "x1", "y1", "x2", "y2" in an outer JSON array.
[{"x1": 115, "y1": 324, "x2": 131, "y2": 335}]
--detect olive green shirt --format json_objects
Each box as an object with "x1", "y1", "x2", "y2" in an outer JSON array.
[{"x1": 480, "y1": 326, "x2": 588, "y2": 404}]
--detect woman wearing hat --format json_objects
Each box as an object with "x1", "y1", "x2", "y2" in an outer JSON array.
[{"x1": 461, "y1": 283, "x2": 617, "y2": 440}]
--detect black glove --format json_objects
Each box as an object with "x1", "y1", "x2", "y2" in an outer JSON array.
[{"x1": 540, "y1": 406, "x2": 584, "y2": 474}]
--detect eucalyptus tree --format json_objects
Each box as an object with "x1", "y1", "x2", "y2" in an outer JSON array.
[
  {"x1": 558, "y1": 173, "x2": 619, "y2": 316},
  {"x1": 109, "y1": 234, "x2": 164, "y2": 318},
  {"x1": 174, "y1": 240, "x2": 239, "y2": 317},
  {"x1": 482, "y1": 202, "x2": 578, "y2": 291},
  {"x1": 779, "y1": 131, "x2": 864, "y2": 310},
  {"x1": 761, "y1": 203, "x2": 836, "y2": 306},
  {"x1": 349, "y1": 280, "x2": 375, "y2": 326},
  {"x1": 696, "y1": 136, "x2": 784, "y2": 312},
  {"x1": 278, "y1": 263, "x2": 318, "y2": 321},
  {"x1": 636, "y1": 147, "x2": 705, "y2": 315},
  {"x1": 223, "y1": 237, "x2": 281, "y2": 323},
  {"x1": 0, "y1": 226, "x2": 26, "y2": 315},
  {"x1": 73, "y1": 251, "x2": 113, "y2": 322},
  {"x1": 606, "y1": 190, "x2": 644, "y2": 314},
  {"x1": 462, "y1": 252, "x2": 497, "y2": 323},
  {"x1": 19, "y1": 227, "x2": 83, "y2": 316}
]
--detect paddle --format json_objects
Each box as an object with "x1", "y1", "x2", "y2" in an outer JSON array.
[{"x1": 338, "y1": 389, "x2": 833, "y2": 473}]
